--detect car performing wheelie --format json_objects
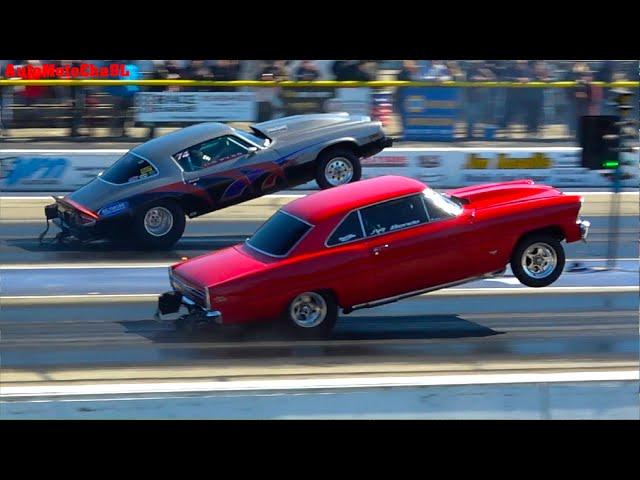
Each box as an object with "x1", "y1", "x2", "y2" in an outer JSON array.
[
  {"x1": 155, "y1": 175, "x2": 590, "y2": 338},
  {"x1": 43, "y1": 113, "x2": 393, "y2": 249}
]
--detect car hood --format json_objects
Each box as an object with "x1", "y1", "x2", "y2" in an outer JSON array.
[
  {"x1": 251, "y1": 113, "x2": 371, "y2": 140},
  {"x1": 447, "y1": 179, "x2": 561, "y2": 210},
  {"x1": 172, "y1": 245, "x2": 269, "y2": 288}
]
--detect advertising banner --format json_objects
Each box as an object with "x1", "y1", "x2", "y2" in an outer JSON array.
[
  {"x1": 399, "y1": 87, "x2": 461, "y2": 141},
  {"x1": 1, "y1": 148, "x2": 637, "y2": 192},
  {"x1": 278, "y1": 88, "x2": 336, "y2": 116},
  {"x1": 135, "y1": 92, "x2": 256, "y2": 122},
  {"x1": 0, "y1": 152, "x2": 122, "y2": 191}
]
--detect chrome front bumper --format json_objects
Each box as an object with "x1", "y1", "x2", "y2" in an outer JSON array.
[
  {"x1": 577, "y1": 219, "x2": 591, "y2": 242},
  {"x1": 154, "y1": 290, "x2": 222, "y2": 324}
]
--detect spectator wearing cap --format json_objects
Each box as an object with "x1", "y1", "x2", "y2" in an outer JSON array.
[
  {"x1": 212, "y1": 60, "x2": 241, "y2": 91},
  {"x1": 424, "y1": 60, "x2": 452, "y2": 82},
  {"x1": 165, "y1": 60, "x2": 183, "y2": 92},
  {"x1": 331, "y1": 61, "x2": 372, "y2": 81},
  {"x1": 255, "y1": 63, "x2": 279, "y2": 122},
  {"x1": 397, "y1": 60, "x2": 419, "y2": 81},
  {"x1": 294, "y1": 60, "x2": 320, "y2": 81},
  {"x1": 565, "y1": 62, "x2": 590, "y2": 138},
  {"x1": 185, "y1": 60, "x2": 214, "y2": 91}
]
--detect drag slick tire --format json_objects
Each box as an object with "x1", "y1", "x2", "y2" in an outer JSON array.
[
  {"x1": 315, "y1": 148, "x2": 361, "y2": 189},
  {"x1": 511, "y1": 233, "x2": 565, "y2": 287},
  {"x1": 133, "y1": 200, "x2": 185, "y2": 249},
  {"x1": 285, "y1": 290, "x2": 338, "y2": 339}
]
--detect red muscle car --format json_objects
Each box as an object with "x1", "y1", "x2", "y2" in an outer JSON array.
[{"x1": 155, "y1": 175, "x2": 590, "y2": 337}]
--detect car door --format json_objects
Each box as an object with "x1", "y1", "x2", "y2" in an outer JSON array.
[
  {"x1": 320, "y1": 210, "x2": 376, "y2": 308},
  {"x1": 176, "y1": 135, "x2": 282, "y2": 208},
  {"x1": 359, "y1": 193, "x2": 472, "y2": 302}
]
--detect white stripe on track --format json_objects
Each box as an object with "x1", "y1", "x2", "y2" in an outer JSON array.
[
  {"x1": 1, "y1": 286, "x2": 636, "y2": 302},
  {"x1": 1, "y1": 192, "x2": 638, "y2": 201},
  {"x1": 1, "y1": 258, "x2": 636, "y2": 270},
  {"x1": 2, "y1": 370, "x2": 637, "y2": 399}
]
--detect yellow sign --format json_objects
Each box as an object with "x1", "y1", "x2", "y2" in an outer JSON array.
[{"x1": 464, "y1": 153, "x2": 552, "y2": 169}]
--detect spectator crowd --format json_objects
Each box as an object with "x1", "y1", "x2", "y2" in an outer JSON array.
[{"x1": 0, "y1": 59, "x2": 637, "y2": 140}]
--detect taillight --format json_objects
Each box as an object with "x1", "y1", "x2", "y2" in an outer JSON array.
[
  {"x1": 78, "y1": 212, "x2": 97, "y2": 225},
  {"x1": 64, "y1": 198, "x2": 99, "y2": 220}
]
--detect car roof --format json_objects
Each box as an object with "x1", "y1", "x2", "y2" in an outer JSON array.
[
  {"x1": 131, "y1": 123, "x2": 235, "y2": 162},
  {"x1": 284, "y1": 176, "x2": 427, "y2": 224}
]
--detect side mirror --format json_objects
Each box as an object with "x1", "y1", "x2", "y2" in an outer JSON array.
[{"x1": 247, "y1": 147, "x2": 258, "y2": 156}]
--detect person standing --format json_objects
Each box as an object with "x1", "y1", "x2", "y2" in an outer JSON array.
[
  {"x1": 106, "y1": 61, "x2": 141, "y2": 138},
  {"x1": 294, "y1": 60, "x2": 321, "y2": 81},
  {"x1": 466, "y1": 61, "x2": 495, "y2": 139}
]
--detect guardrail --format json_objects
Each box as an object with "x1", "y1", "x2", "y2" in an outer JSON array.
[{"x1": 1, "y1": 80, "x2": 639, "y2": 88}]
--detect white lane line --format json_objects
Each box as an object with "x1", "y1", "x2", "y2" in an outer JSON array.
[
  {"x1": 2, "y1": 370, "x2": 637, "y2": 399},
  {"x1": 8, "y1": 148, "x2": 631, "y2": 153},
  {"x1": 1, "y1": 286, "x2": 637, "y2": 302},
  {"x1": 1, "y1": 294, "x2": 159, "y2": 300},
  {"x1": 1, "y1": 192, "x2": 638, "y2": 201},
  {"x1": 1, "y1": 263, "x2": 175, "y2": 269},
  {"x1": 0, "y1": 149, "x2": 128, "y2": 153},
  {"x1": 484, "y1": 278, "x2": 522, "y2": 285},
  {"x1": 1, "y1": 258, "x2": 637, "y2": 270}
]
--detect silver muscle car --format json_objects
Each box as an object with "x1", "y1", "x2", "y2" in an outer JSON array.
[{"x1": 43, "y1": 113, "x2": 393, "y2": 248}]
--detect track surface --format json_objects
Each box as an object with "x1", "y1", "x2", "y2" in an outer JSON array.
[{"x1": 0, "y1": 191, "x2": 639, "y2": 418}]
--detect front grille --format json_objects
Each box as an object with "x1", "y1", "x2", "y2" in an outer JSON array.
[{"x1": 172, "y1": 273, "x2": 207, "y2": 307}]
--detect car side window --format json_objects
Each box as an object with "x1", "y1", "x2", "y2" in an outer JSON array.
[
  {"x1": 173, "y1": 136, "x2": 249, "y2": 172},
  {"x1": 360, "y1": 195, "x2": 429, "y2": 237},
  {"x1": 326, "y1": 211, "x2": 365, "y2": 246}
]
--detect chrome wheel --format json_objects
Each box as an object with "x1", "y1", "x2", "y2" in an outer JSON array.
[
  {"x1": 144, "y1": 207, "x2": 174, "y2": 237},
  {"x1": 324, "y1": 157, "x2": 354, "y2": 186},
  {"x1": 290, "y1": 292, "x2": 328, "y2": 328},
  {"x1": 521, "y1": 242, "x2": 557, "y2": 279}
]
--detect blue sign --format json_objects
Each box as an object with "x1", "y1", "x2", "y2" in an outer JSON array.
[
  {"x1": 399, "y1": 87, "x2": 461, "y2": 141},
  {"x1": 4, "y1": 157, "x2": 68, "y2": 185}
]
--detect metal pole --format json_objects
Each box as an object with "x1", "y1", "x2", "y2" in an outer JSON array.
[{"x1": 605, "y1": 165, "x2": 621, "y2": 270}]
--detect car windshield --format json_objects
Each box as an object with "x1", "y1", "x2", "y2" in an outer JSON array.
[
  {"x1": 423, "y1": 188, "x2": 464, "y2": 218},
  {"x1": 235, "y1": 127, "x2": 271, "y2": 148},
  {"x1": 246, "y1": 211, "x2": 312, "y2": 257}
]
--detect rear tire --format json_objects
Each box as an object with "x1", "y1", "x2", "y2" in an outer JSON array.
[
  {"x1": 511, "y1": 234, "x2": 565, "y2": 287},
  {"x1": 133, "y1": 200, "x2": 185, "y2": 249},
  {"x1": 284, "y1": 290, "x2": 338, "y2": 339},
  {"x1": 315, "y1": 148, "x2": 361, "y2": 189}
]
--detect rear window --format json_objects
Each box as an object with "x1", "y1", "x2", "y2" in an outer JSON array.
[
  {"x1": 101, "y1": 153, "x2": 158, "y2": 184},
  {"x1": 246, "y1": 211, "x2": 312, "y2": 256}
]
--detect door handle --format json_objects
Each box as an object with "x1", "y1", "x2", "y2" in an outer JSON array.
[
  {"x1": 372, "y1": 244, "x2": 390, "y2": 256},
  {"x1": 188, "y1": 178, "x2": 200, "y2": 184}
]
